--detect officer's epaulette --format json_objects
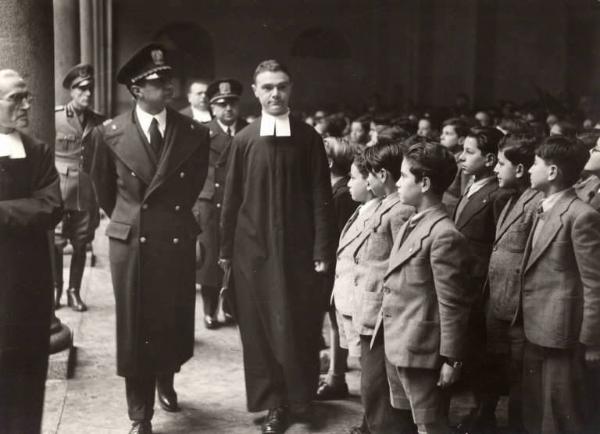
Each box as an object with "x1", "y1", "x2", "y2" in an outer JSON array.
[
  {"x1": 55, "y1": 105, "x2": 65, "y2": 112},
  {"x1": 103, "y1": 118, "x2": 113, "y2": 126}
]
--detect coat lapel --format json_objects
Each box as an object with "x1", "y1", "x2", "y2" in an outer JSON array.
[
  {"x1": 337, "y1": 200, "x2": 381, "y2": 252},
  {"x1": 524, "y1": 191, "x2": 576, "y2": 272},
  {"x1": 351, "y1": 193, "x2": 402, "y2": 255},
  {"x1": 455, "y1": 180, "x2": 499, "y2": 230},
  {"x1": 385, "y1": 206, "x2": 446, "y2": 277},
  {"x1": 105, "y1": 111, "x2": 155, "y2": 186},
  {"x1": 144, "y1": 109, "x2": 201, "y2": 199},
  {"x1": 495, "y1": 189, "x2": 539, "y2": 242}
]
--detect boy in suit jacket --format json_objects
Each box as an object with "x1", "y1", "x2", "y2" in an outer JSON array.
[
  {"x1": 317, "y1": 136, "x2": 358, "y2": 400},
  {"x1": 349, "y1": 143, "x2": 415, "y2": 434},
  {"x1": 521, "y1": 135, "x2": 600, "y2": 434},
  {"x1": 486, "y1": 133, "x2": 541, "y2": 433},
  {"x1": 576, "y1": 133, "x2": 600, "y2": 211},
  {"x1": 375, "y1": 141, "x2": 474, "y2": 434},
  {"x1": 454, "y1": 126, "x2": 512, "y2": 433},
  {"x1": 440, "y1": 117, "x2": 470, "y2": 216}
]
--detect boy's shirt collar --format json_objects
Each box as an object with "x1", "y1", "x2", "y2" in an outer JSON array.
[
  {"x1": 409, "y1": 203, "x2": 444, "y2": 227},
  {"x1": 358, "y1": 196, "x2": 381, "y2": 216},
  {"x1": 540, "y1": 188, "x2": 571, "y2": 213},
  {"x1": 466, "y1": 175, "x2": 496, "y2": 198}
]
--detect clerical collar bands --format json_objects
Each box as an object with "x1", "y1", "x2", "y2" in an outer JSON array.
[
  {"x1": 260, "y1": 111, "x2": 291, "y2": 137},
  {"x1": 0, "y1": 131, "x2": 26, "y2": 159}
]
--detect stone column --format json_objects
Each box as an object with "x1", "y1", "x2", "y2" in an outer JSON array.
[
  {"x1": 54, "y1": 0, "x2": 80, "y2": 105},
  {"x1": 79, "y1": 0, "x2": 94, "y2": 65},
  {"x1": 0, "y1": 0, "x2": 55, "y2": 144}
]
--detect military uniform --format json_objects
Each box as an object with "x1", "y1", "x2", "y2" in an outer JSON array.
[
  {"x1": 194, "y1": 78, "x2": 247, "y2": 327},
  {"x1": 53, "y1": 64, "x2": 105, "y2": 311}
]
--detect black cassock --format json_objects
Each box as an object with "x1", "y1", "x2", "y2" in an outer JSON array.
[
  {"x1": 220, "y1": 117, "x2": 335, "y2": 411},
  {"x1": 0, "y1": 133, "x2": 62, "y2": 434}
]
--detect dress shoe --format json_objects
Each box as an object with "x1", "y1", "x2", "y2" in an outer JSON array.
[
  {"x1": 315, "y1": 381, "x2": 349, "y2": 400},
  {"x1": 204, "y1": 315, "x2": 218, "y2": 330},
  {"x1": 262, "y1": 407, "x2": 288, "y2": 434},
  {"x1": 66, "y1": 288, "x2": 87, "y2": 312},
  {"x1": 156, "y1": 375, "x2": 180, "y2": 412},
  {"x1": 129, "y1": 421, "x2": 152, "y2": 434},
  {"x1": 222, "y1": 312, "x2": 236, "y2": 325},
  {"x1": 54, "y1": 286, "x2": 63, "y2": 309}
]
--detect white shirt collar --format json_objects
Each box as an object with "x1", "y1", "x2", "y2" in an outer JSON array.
[
  {"x1": 260, "y1": 110, "x2": 291, "y2": 137},
  {"x1": 466, "y1": 175, "x2": 495, "y2": 198},
  {"x1": 0, "y1": 131, "x2": 25, "y2": 159},
  {"x1": 358, "y1": 197, "x2": 381, "y2": 216},
  {"x1": 136, "y1": 105, "x2": 167, "y2": 142},
  {"x1": 217, "y1": 119, "x2": 235, "y2": 136},
  {"x1": 541, "y1": 188, "x2": 570, "y2": 213},
  {"x1": 191, "y1": 107, "x2": 212, "y2": 123}
]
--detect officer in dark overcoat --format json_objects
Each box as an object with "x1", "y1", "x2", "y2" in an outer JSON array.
[
  {"x1": 194, "y1": 78, "x2": 247, "y2": 329},
  {"x1": 91, "y1": 44, "x2": 209, "y2": 434},
  {"x1": 54, "y1": 63, "x2": 105, "y2": 311}
]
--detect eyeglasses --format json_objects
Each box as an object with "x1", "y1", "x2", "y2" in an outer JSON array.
[{"x1": 0, "y1": 91, "x2": 33, "y2": 106}]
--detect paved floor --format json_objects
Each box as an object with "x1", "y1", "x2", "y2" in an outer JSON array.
[{"x1": 42, "y1": 219, "x2": 506, "y2": 433}]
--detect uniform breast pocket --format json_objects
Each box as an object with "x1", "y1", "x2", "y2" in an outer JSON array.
[
  {"x1": 505, "y1": 223, "x2": 530, "y2": 253},
  {"x1": 367, "y1": 231, "x2": 392, "y2": 260}
]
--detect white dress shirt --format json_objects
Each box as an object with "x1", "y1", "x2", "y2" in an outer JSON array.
[
  {"x1": 260, "y1": 110, "x2": 291, "y2": 137},
  {"x1": 136, "y1": 105, "x2": 166, "y2": 143},
  {"x1": 217, "y1": 119, "x2": 235, "y2": 136},
  {"x1": 466, "y1": 175, "x2": 496, "y2": 198},
  {"x1": 0, "y1": 131, "x2": 26, "y2": 159},
  {"x1": 192, "y1": 107, "x2": 212, "y2": 123}
]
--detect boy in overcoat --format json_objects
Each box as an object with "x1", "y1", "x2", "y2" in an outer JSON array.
[
  {"x1": 521, "y1": 135, "x2": 600, "y2": 434},
  {"x1": 375, "y1": 141, "x2": 474, "y2": 434}
]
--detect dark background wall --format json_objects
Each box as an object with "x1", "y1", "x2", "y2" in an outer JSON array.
[{"x1": 109, "y1": 0, "x2": 600, "y2": 116}]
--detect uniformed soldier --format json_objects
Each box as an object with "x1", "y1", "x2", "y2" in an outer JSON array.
[
  {"x1": 54, "y1": 63, "x2": 105, "y2": 311},
  {"x1": 194, "y1": 78, "x2": 247, "y2": 329},
  {"x1": 91, "y1": 44, "x2": 209, "y2": 434}
]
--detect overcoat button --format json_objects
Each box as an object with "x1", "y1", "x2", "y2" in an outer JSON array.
[
  {"x1": 131, "y1": 171, "x2": 136, "y2": 177},
  {"x1": 215, "y1": 183, "x2": 220, "y2": 188},
  {"x1": 140, "y1": 236, "x2": 147, "y2": 243},
  {"x1": 174, "y1": 205, "x2": 181, "y2": 211},
  {"x1": 179, "y1": 172, "x2": 185, "y2": 178},
  {"x1": 142, "y1": 204, "x2": 148, "y2": 210},
  {"x1": 216, "y1": 203, "x2": 221, "y2": 208},
  {"x1": 173, "y1": 238, "x2": 179, "y2": 244}
]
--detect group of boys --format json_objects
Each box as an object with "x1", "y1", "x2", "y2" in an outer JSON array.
[{"x1": 322, "y1": 119, "x2": 600, "y2": 434}]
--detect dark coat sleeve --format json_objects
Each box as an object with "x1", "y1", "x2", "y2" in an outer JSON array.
[
  {"x1": 219, "y1": 136, "x2": 244, "y2": 259},
  {"x1": 0, "y1": 141, "x2": 62, "y2": 231},
  {"x1": 90, "y1": 125, "x2": 117, "y2": 216},
  {"x1": 308, "y1": 133, "x2": 336, "y2": 262}
]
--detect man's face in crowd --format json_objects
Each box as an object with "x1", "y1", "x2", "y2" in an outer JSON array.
[
  {"x1": 475, "y1": 111, "x2": 491, "y2": 127},
  {"x1": 417, "y1": 119, "x2": 432, "y2": 137},
  {"x1": 0, "y1": 70, "x2": 30, "y2": 131},
  {"x1": 252, "y1": 70, "x2": 292, "y2": 116},
  {"x1": 70, "y1": 84, "x2": 93, "y2": 111},
  {"x1": 188, "y1": 82, "x2": 209, "y2": 111},
  {"x1": 211, "y1": 99, "x2": 239, "y2": 126},
  {"x1": 132, "y1": 75, "x2": 173, "y2": 113},
  {"x1": 440, "y1": 125, "x2": 460, "y2": 149},
  {"x1": 350, "y1": 121, "x2": 368, "y2": 144}
]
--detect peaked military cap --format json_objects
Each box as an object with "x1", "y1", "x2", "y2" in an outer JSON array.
[
  {"x1": 62, "y1": 63, "x2": 94, "y2": 89},
  {"x1": 116, "y1": 43, "x2": 172, "y2": 85},
  {"x1": 206, "y1": 78, "x2": 243, "y2": 104}
]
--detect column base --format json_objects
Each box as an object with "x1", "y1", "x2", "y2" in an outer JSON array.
[{"x1": 49, "y1": 314, "x2": 76, "y2": 379}]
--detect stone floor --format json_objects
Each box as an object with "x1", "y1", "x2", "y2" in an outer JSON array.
[{"x1": 42, "y1": 219, "x2": 507, "y2": 433}]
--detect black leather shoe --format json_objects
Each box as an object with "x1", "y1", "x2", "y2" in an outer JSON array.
[
  {"x1": 222, "y1": 312, "x2": 236, "y2": 325},
  {"x1": 315, "y1": 381, "x2": 349, "y2": 400},
  {"x1": 67, "y1": 288, "x2": 87, "y2": 312},
  {"x1": 262, "y1": 407, "x2": 288, "y2": 434},
  {"x1": 129, "y1": 421, "x2": 152, "y2": 434},
  {"x1": 156, "y1": 375, "x2": 180, "y2": 412},
  {"x1": 204, "y1": 315, "x2": 218, "y2": 330}
]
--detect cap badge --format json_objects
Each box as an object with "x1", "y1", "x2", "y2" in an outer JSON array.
[
  {"x1": 151, "y1": 49, "x2": 165, "y2": 66},
  {"x1": 219, "y1": 82, "x2": 231, "y2": 95},
  {"x1": 79, "y1": 68, "x2": 88, "y2": 77}
]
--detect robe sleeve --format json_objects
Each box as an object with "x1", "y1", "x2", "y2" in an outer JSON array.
[
  {"x1": 220, "y1": 136, "x2": 244, "y2": 259},
  {"x1": 90, "y1": 125, "x2": 117, "y2": 216},
  {"x1": 308, "y1": 132, "x2": 336, "y2": 262},
  {"x1": 0, "y1": 141, "x2": 62, "y2": 231}
]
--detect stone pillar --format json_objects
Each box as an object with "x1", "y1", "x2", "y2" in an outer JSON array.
[
  {"x1": 0, "y1": 0, "x2": 55, "y2": 144},
  {"x1": 79, "y1": 0, "x2": 93, "y2": 64},
  {"x1": 54, "y1": 0, "x2": 80, "y2": 105}
]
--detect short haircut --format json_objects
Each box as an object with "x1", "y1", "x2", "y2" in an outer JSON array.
[
  {"x1": 535, "y1": 135, "x2": 589, "y2": 187},
  {"x1": 404, "y1": 141, "x2": 457, "y2": 195},
  {"x1": 253, "y1": 59, "x2": 291, "y2": 82},
  {"x1": 466, "y1": 126, "x2": 504, "y2": 156},
  {"x1": 442, "y1": 117, "x2": 470, "y2": 138},
  {"x1": 325, "y1": 137, "x2": 354, "y2": 178},
  {"x1": 498, "y1": 133, "x2": 538, "y2": 171},
  {"x1": 353, "y1": 150, "x2": 370, "y2": 178},
  {"x1": 187, "y1": 79, "x2": 209, "y2": 93},
  {"x1": 363, "y1": 142, "x2": 404, "y2": 181}
]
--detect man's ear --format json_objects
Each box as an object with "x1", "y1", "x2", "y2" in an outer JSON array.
[
  {"x1": 421, "y1": 176, "x2": 431, "y2": 193},
  {"x1": 252, "y1": 84, "x2": 258, "y2": 98},
  {"x1": 130, "y1": 85, "x2": 142, "y2": 99},
  {"x1": 515, "y1": 163, "x2": 525, "y2": 179}
]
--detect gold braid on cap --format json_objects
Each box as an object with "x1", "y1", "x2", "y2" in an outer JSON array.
[{"x1": 130, "y1": 65, "x2": 172, "y2": 84}]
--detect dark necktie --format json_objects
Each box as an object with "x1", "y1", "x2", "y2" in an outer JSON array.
[
  {"x1": 149, "y1": 117, "x2": 163, "y2": 157},
  {"x1": 226, "y1": 126, "x2": 232, "y2": 137},
  {"x1": 530, "y1": 205, "x2": 546, "y2": 249}
]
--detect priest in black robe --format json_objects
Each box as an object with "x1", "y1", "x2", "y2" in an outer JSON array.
[
  {"x1": 0, "y1": 69, "x2": 62, "y2": 434},
  {"x1": 220, "y1": 60, "x2": 335, "y2": 434}
]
